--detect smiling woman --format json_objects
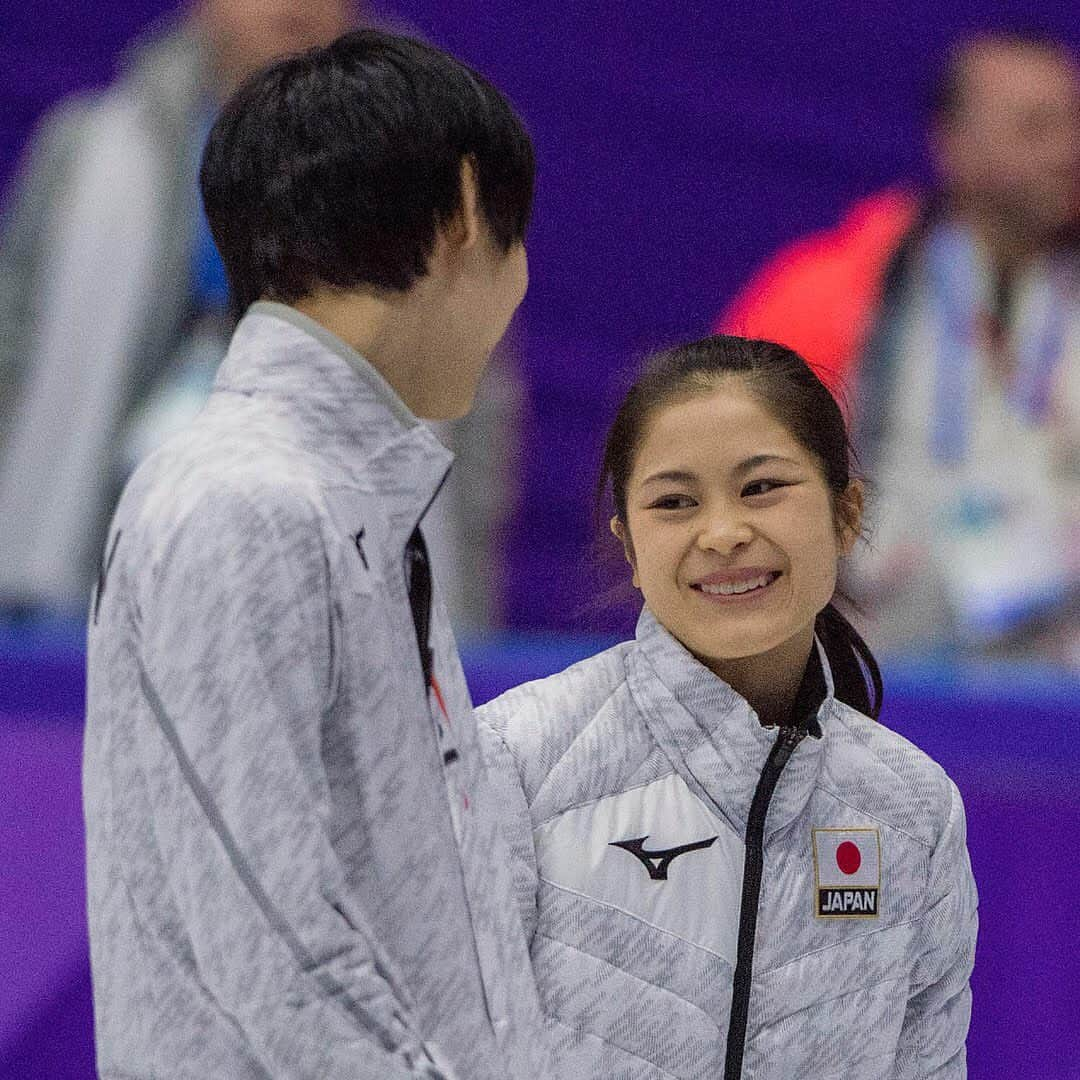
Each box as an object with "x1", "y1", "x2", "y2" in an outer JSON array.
[
  {"x1": 477, "y1": 334, "x2": 977, "y2": 1080},
  {"x1": 608, "y1": 366, "x2": 865, "y2": 729},
  {"x1": 602, "y1": 335, "x2": 878, "y2": 728}
]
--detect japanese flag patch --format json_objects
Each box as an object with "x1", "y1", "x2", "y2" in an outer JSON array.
[{"x1": 813, "y1": 828, "x2": 881, "y2": 919}]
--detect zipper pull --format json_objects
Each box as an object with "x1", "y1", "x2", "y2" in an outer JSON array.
[{"x1": 774, "y1": 725, "x2": 806, "y2": 764}]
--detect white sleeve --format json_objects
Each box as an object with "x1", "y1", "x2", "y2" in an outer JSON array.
[
  {"x1": 476, "y1": 713, "x2": 543, "y2": 945},
  {"x1": 893, "y1": 781, "x2": 978, "y2": 1079},
  {"x1": 135, "y1": 485, "x2": 455, "y2": 1079}
]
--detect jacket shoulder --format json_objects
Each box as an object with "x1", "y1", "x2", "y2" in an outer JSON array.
[
  {"x1": 140, "y1": 399, "x2": 317, "y2": 486},
  {"x1": 112, "y1": 405, "x2": 335, "y2": 571},
  {"x1": 823, "y1": 701, "x2": 959, "y2": 851},
  {"x1": 477, "y1": 643, "x2": 639, "y2": 803}
]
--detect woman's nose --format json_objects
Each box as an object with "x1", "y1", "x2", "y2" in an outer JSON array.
[{"x1": 696, "y1": 508, "x2": 753, "y2": 554}]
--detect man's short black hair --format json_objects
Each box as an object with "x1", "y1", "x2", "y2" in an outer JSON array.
[
  {"x1": 200, "y1": 30, "x2": 535, "y2": 312},
  {"x1": 927, "y1": 28, "x2": 1072, "y2": 125}
]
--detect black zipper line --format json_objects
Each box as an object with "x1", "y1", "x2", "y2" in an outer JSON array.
[
  {"x1": 401, "y1": 470, "x2": 498, "y2": 1034},
  {"x1": 403, "y1": 466, "x2": 452, "y2": 693},
  {"x1": 405, "y1": 526, "x2": 434, "y2": 688},
  {"x1": 723, "y1": 725, "x2": 807, "y2": 1080}
]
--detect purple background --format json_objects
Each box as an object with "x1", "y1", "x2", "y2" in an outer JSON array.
[
  {"x1": 2, "y1": 2, "x2": 1080, "y2": 1077},
  {"x1": 4, "y1": 1, "x2": 1080, "y2": 636}
]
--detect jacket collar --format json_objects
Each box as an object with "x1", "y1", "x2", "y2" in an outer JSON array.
[
  {"x1": 626, "y1": 607, "x2": 834, "y2": 841},
  {"x1": 214, "y1": 302, "x2": 452, "y2": 548}
]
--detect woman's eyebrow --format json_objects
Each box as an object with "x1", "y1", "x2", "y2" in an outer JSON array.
[
  {"x1": 735, "y1": 453, "x2": 801, "y2": 474},
  {"x1": 639, "y1": 469, "x2": 697, "y2": 487}
]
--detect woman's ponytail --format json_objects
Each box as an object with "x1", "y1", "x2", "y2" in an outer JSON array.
[{"x1": 814, "y1": 603, "x2": 884, "y2": 720}]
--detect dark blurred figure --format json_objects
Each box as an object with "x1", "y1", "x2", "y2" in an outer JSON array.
[
  {"x1": 0, "y1": 0, "x2": 521, "y2": 632},
  {"x1": 718, "y1": 30, "x2": 1080, "y2": 666}
]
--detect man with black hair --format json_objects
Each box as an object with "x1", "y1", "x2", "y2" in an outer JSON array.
[
  {"x1": 0, "y1": 0, "x2": 520, "y2": 636},
  {"x1": 718, "y1": 30, "x2": 1080, "y2": 664},
  {"x1": 84, "y1": 30, "x2": 551, "y2": 1080}
]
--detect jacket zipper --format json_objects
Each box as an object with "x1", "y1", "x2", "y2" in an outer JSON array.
[
  {"x1": 723, "y1": 724, "x2": 807, "y2": 1080},
  {"x1": 404, "y1": 525, "x2": 434, "y2": 689},
  {"x1": 403, "y1": 516, "x2": 500, "y2": 1035},
  {"x1": 404, "y1": 464, "x2": 451, "y2": 693}
]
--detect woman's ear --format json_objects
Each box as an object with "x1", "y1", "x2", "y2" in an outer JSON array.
[
  {"x1": 836, "y1": 480, "x2": 865, "y2": 555},
  {"x1": 610, "y1": 516, "x2": 640, "y2": 590}
]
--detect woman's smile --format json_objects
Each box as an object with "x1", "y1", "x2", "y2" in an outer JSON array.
[{"x1": 690, "y1": 569, "x2": 783, "y2": 601}]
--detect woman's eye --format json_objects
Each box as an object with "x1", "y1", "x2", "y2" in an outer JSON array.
[
  {"x1": 742, "y1": 479, "x2": 787, "y2": 498},
  {"x1": 648, "y1": 494, "x2": 695, "y2": 510}
]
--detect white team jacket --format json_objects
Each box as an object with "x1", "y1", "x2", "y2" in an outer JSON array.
[
  {"x1": 478, "y1": 608, "x2": 978, "y2": 1079},
  {"x1": 84, "y1": 304, "x2": 551, "y2": 1080}
]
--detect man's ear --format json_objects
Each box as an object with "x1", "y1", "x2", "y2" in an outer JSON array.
[
  {"x1": 836, "y1": 479, "x2": 865, "y2": 556},
  {"x1": 610, "y1": 516, "x2": 640, "y2": 590},
  {"x1": 443, "y1": 156, "x2": 482, "y2": 252}
]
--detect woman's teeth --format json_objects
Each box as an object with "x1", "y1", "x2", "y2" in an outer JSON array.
[{"x1": 698, "y1": 573, "x2": 776, "y2": 596}]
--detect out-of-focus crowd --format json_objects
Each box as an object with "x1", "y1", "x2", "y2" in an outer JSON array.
[{"x1": 0, "y1": 5, "x2": 1076, "y2": 666}]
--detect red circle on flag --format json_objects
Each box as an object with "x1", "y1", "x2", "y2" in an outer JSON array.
[{"x1": 836, "y1": 841, "x2": 861, "y2": 875}]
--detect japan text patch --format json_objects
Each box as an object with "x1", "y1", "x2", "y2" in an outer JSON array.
[{"x1": 813, "y1": 828, "x2": 881, "y2": 918}]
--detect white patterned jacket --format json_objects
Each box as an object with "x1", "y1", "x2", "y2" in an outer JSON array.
[
  {"x1": 478, "y1": 608, "x2": 977, "y2": 1079},
  {"x1": 84, "y1": 304, "x2": 552, "y2": 1080}
]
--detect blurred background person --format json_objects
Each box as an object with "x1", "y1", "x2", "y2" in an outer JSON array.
[
  {"x1": 718, "y1": 29, "x2": 1080, "y2": 666},
  {"x1": 0, "y1": 0, "x2": 521, "y2": 633}
]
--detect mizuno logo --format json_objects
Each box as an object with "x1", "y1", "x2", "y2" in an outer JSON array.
[{"x1": 609, "y1": 834, "x2": 718, "y2": 881}]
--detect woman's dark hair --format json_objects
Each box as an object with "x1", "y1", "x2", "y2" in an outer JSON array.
[
  {"x1": 200, "y1": 30, "x2": 535, "y2": 314},
  {"x1": 599, "y1": 334, "x2": 883, "y2": 720}
]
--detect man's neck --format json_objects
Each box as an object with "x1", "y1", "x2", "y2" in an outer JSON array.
[
  {"x1": 291, "y1": 287, "x2": 455, "y2": 420},
  {"x1": 945, "y1": 196, "x2": 1048, "y2": 277}
]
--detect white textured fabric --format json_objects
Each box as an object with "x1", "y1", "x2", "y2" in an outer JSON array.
[
  {"x1": 84, "y1": 305, "x2": 553, "y2": 1079},
  {"x1": 536, "y1": 771, "x2": 744, "y2": 966},
  {"x1": 478, "y1": 609, "x2": 978, "y2": 1079}
]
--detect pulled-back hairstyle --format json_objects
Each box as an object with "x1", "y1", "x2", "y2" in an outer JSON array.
[{"x1": 599, "y1": 334, "x2": 883, "y2": 720}]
